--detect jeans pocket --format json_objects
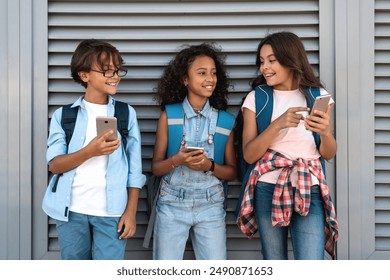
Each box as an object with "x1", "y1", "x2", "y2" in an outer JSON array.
[
  {"x1": 209, "y1": 185, "x2": 225, "y2": 204},
  {"x1": 158, "y1": 184, "x2": 181, "y2": 204}
]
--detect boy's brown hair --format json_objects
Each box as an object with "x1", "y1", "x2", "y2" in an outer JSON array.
[{"x1": 70, "y1": 39, "x2": 124, "y2": 88}]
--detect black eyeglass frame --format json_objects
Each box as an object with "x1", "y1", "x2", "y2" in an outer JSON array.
[{"x1": 90, "y1": 68, "x2": 128, "y2": 77}]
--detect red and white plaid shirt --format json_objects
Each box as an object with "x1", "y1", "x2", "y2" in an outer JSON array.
[{"x1": 236, "y1": 149, "x2": 339, "y2": 259}]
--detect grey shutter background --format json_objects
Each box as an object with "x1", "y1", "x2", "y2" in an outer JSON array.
[
  {"x1": 375, "y1": 0, "x2": 390, "y2": 252},
  {"x1": 47, "y1": 0, "x2": 321, "y2": 260}
]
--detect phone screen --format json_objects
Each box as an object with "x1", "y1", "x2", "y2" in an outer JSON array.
[{"x1": 185, "y1": 147, "x2": 204, "y2": 155}]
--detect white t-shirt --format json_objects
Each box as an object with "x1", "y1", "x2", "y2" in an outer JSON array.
[
  {"x1": 70, "y1": 99, "x2": 119, "y2": 217},
  {"x1": 242, "y1": 88, "x2": 334, "y2": 186}
]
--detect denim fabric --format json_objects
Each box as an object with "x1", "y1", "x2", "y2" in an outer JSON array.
[
  {"x1": 254, "y1": 182, "x2": 325, "y2": 260},
  {"x1": 153, "y1": 97, "x2": 227, "y2": 260},
  {"x1": 55, "y1": 211, "x2": 127, "y2": 260},
  {"x1": 153, "y1": 180, "x2": 226, "y2": 260},
  {"x1": 42, "y1": 96, "x2": 146, "y2": 221}
]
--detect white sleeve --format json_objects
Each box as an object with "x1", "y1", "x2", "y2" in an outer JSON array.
[{"x1": 241, "y1": 90, "x2": 256, "y2": 113}]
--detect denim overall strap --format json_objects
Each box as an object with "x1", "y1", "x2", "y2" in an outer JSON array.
[{"x1": 208, "y1": 108, "x2": 218, "y2": 156}]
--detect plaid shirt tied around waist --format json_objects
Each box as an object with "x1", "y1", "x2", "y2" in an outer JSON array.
[{"x1": 236, "y1": 149, "x2": 339, "y2": 259}]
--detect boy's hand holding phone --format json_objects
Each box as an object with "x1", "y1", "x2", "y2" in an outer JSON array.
[{"x1": 96, "y1": 117, "x2": 118, "y2": 141}]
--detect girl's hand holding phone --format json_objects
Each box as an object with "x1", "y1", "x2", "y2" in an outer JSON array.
[
  {"x1": 175, "y1": 145, "x2": 207, "y2": 170},
  {"x1": 305, "y1": 103, "x2": 334, "y2": 137}
]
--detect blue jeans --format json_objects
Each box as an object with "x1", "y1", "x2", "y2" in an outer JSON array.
[
  {"x1": 153, "y1": 181, "x2": 227, "y2": 260},
  {"x1": 254, "y1": 182, "x2": 325, "y2": 260},
  {"x1": 55, "y1": 211, "x2": 127, "y2": 260}
]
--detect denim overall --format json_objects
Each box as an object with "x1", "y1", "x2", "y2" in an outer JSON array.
[{"x1": 153, "y1": 98, "x2": 227, "y2": 260}]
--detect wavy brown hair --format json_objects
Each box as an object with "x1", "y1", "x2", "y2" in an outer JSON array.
[
  {"x1": 155, "y1": 43, "x2": 230, "y2": 110},
  {"x1": 251, "y1": 32, "x2": 324, "y2": 97}
]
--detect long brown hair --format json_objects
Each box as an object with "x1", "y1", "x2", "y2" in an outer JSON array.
[{"x1": 251, "y1": 31, "x2": 324, "y2": 96}]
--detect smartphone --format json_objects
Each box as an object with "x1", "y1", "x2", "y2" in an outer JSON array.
[
  {"x1": 185, "y1": 146, "x2": 205, "y2": 155},
  {"x1": 96, "y1": 117, "x2": 118, "y2": 141},
  {"x1": 310, "y1": 95, "x2": 331, "y2": 115}
]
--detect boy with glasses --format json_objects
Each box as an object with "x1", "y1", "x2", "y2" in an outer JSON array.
[{"x1": 42, "y1": 39, "x2": 146, "y2": 259}]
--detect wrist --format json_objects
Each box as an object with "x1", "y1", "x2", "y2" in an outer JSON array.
[
  {"x1": 204, "y1": 158, "x2": 215, "y2": 175},
  {"x1": 170, "y1": 155, "x2": 178, "y2": 168}
]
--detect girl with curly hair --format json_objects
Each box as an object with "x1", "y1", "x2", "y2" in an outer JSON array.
[{"x1": 152, "y1": 43, "x2": 237, "y2": 259}]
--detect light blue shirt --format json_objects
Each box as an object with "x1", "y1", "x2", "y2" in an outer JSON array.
[{"x1": 42, "y1": 96, "x2": 146, "y2": 221}]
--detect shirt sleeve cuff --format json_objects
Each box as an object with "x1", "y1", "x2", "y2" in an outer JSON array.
[{"x1": 127, "y1": 174, "x2": 146, "y2": 189}]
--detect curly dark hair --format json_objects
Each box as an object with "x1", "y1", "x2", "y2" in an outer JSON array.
[
  {"x1": 155, "y1": 43, "x2": 230, "y2": 110},
  {"x1": 251, "y1": 32, "x2": 324, "y2": 97},
  {"x1": 70, "y1": 39, "x2": 124, "y2": 88}
]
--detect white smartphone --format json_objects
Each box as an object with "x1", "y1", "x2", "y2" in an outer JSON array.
[
  {"x1": 310, "y1": 95, "x2": 331, "y2": 115},
  {"x1": 96, "y1": 117, "x2": 117, "y2": 141},
  {"x1": 185, "y1": 146, "x2": 205, "y2": 154}
]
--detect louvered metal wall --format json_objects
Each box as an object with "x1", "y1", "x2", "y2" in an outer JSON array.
[
  {"x1": 375, "y1": 0, "x2": 390, "y2": 252},
  {"x1": 47, "y1": 0, "x2": 321, "y2": 259}
]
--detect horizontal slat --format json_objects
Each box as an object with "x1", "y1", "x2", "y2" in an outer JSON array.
[
  {"x1": 375, "y1": 91, "x2": 390, "y2": 103},
  {"x1": 48, "y1": 1, "x2": 318, "y2": 14},
  {"x1": 375, "y1": 162, "x2": 390, "y2": 171},
  {"x1": 375, "y1": 171, "x2": 390, "y2": 184},
  {"x1": 375, "y1": 12, "x2": 390, "y2": 24},
  {"x1": 376, "y1": 210, "x2": 390, "y2": 223},
  {"x1": 48, "y1": 53, "x2": 319, "y2": 67},
  {"x1": 375, "y1": 77, "x2": 390, "y2": 90},
  {"x1": 375, "y1": 25, "x2": 390, "y2": 37},
  {"x1": 49, "y1": 14, "x2": 319, "y2": 27},
  {"x1": 48, "y1": 38, "x2": 320, "y2": 53},
  {"x1": 375, "y1": 105, "x2": 390, "y2": 117},
  {"x1": 48, "y1": 26, "x2": 319, "y2": 40},
  {"x1": 376, "y1": 0, "x2": 390, "y2": 10},
  {"x1": 376, "y1": 197, "x2": 390, "y2": 210},
  {"x1": 375, "y1": 64, "x2": 390, "y2": 76},
  {"x1": 376, "y1": 131, "x2": 390, "y2": 144},
  {"x1": 375, "y1": 238, "x2": 390, "y2": 251},
  {"x1": 376, "y1": 224, "x2": 390, "y2": 237},
  {"x1": 375, "y1": 51, "x2": 390, "y2": 63},
  {"x1": 375, "y1": 145, "x2": 390, "y2": 157},
  {"x1": 376, "y1": 184, "x2": 390, "y2": 198},
  {"x1": 375, "y1": 39, "x2": 390, "y2": 50}
]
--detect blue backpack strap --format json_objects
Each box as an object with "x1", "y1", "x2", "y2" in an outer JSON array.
[
  {"x1": 239, "y1": 85, "x2": 274, "y2": 188},
  {"x1": 61, "y1": 104, "x2": 78, "y2": 146},
  {"x1": 255, "y1": 85, "x2": 273, "y2": 133},
  {"x1": 213, "y1": 109, "x2": 235, "y2": 204},
  {"x1": 61, "y1": 100, "x2": 129, "y2": 150},
  {"x1": 304, "y1": 86, "x2": 320, "y2": 147},
  {"x1": 165, "y1": 103, "x2": 184, "y2": 157},
  {"x1": 114, "y1": 100, "x2": 129, "y2": 149},
  {"x1": 214, "y1": 110, "x2": 235, "y2": 165}
]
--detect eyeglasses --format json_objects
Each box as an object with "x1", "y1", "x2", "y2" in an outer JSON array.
[{"x1": 90, "y1": 68, "x2": 128, "y2": 77}]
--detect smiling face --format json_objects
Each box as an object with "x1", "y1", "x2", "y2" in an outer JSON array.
[
  {"x1": 259, "y1": 44, "x2": 295, "y2": 90},
  {"x1": 79, "y1": 55, "x2": 121, "y2": 104},
  {"x1": 183, "y1": 55, "x2": 217, "y2": 106}
]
